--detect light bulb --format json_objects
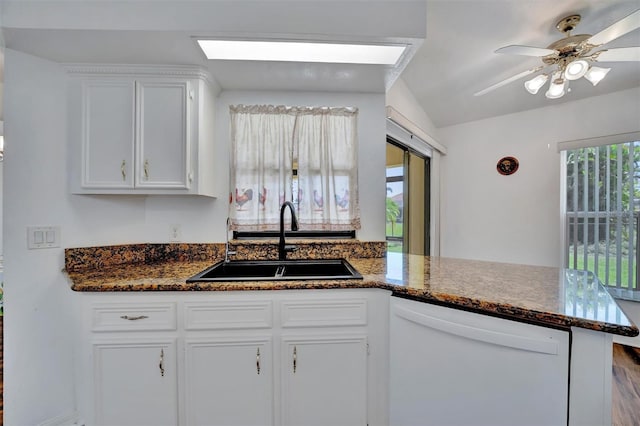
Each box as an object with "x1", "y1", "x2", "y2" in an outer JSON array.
[
  {"x1": 564, "y1": 60, "x2": 589, "y2": 80},
  {"x1": 545, "y1": 72, "x2": 567, "y2": 99},
  {"x1": 524, "y1": 74, "x2": 549, "y2": 94},
  {"x1": 584, "y1": 66, "x2": 610, "y2": 86}
]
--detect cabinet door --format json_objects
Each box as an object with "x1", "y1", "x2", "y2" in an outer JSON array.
[
  {"x1": 281, "y1": 335, "x2": 368, "y2": 426},
  {"x1": 135, "y1": 79, "x2": 190, "y2": 189},
  {"x1": 92, "y1": 338, "x2": 178, "y2": 426},
  {"x1": 82, "y1": 80, "x2": 135, "y2": 188},
  {"x1": 184, "y1": 337, "x2": 273, "y2": 426}
]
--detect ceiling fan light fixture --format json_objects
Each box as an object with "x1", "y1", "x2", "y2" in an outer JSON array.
[
  {"x1": 545, "y1": 72, "x2": 567, "y2": 99},
  {"x1": 564, "y1": 59, "x2": 590, "y2": 80},
  {"x1": 524, "y1": 74, "x2": 549, "y2": 94},
  {"x1": 584, "y1": 66, "x2": 611, "y2": 86}
]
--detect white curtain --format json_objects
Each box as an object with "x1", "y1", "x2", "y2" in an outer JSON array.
[
  {"x1": 230, "y1": 105, "x2": 360, "y2": 231},
  {"x1": 229, "y1": 105, "x2": 295, "y2": 230},
  {"x1": 295, "y1": 107, "x2": 360, "y2": 230}
]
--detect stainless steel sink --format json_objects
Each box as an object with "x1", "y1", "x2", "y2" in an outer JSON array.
[{"x1": 187, "y1": 259, "x2": 363, "y2": 282}]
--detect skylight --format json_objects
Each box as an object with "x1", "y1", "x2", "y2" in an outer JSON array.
[{"x1": 196, "y1": 40, "x2": 406, "y2": 65}]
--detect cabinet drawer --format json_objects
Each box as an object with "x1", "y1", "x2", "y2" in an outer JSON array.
[
  {"x1": 281, "y1": 298, "x2": 367, "y2": 328},
  {"x1": 184, "y1": 301, "x2": 273, "y2": 330},
  {"x1": 91, "y1": 302, "x2": 177, "y2": 332}
]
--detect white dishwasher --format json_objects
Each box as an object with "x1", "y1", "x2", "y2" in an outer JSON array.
[{"x1": 389, "y1": 297, "x2": 570, "y2": 426}]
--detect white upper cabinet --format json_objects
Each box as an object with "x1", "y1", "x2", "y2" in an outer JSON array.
[
  {"x1": 68, "y1": 65, "x2": 218, "y2": 196},
  {"x1": 82, "y1": 80, "x2": 135, "y2": 189},
  {"x1": 135, "y1": 79, "x2": 190, "y2": 189}
]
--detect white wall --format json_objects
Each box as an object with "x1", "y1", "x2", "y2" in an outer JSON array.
[
  {"x1": 0, "y1": 160, "x2": 3, "y2": 258},
  {"x1": 4, "y1": 49, "x2": 78, "y2": 425},
  {"x1": 386, "y1": 76, "x2": 444, "y2": 255},
  {"x1": 439, "y1": 87, "x2": 640, "y2": 267},
  {"x1": 386, "y1": 77, "x2": 439, "y2": 139},
  {"x1": 3, "y1": 50, "x2": 387, "y2": 423}
]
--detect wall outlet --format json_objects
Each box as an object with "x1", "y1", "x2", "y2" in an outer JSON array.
[
  {"x1": 27, "y1": 226, "x2": 61, "y2": 249},
  {"x1": 170, "y1": 224, "x2": 182, "y2": 242}
]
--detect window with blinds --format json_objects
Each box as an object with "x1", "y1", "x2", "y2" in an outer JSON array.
[{"x1": 565, "y1": 140, "x2": 639, "y2": 297}]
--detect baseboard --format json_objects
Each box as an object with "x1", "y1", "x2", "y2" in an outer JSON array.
[{"x1": 38, "y1": 410, "x2": 81, "y2": 426}]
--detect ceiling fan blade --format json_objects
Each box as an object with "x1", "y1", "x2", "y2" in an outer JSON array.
[
  {"x1": 474, "y1": 66, "x2": 545, "y2": 97},
  {"x1": 495, "y1": 45, "x2": 557, "y2": 57},
  {"x1": 586, "y1": 9, "x2": 640, "y2": 46},
  {"x1": 594, "y1": 46, "x2": 640, "y2": 62}
]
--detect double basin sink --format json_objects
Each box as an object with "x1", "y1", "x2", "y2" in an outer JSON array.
[{"x1": 187, "y1": 258, "x2": 362, "y2": 282}]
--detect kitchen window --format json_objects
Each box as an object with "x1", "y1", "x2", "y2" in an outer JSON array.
[
  {"x1": 229, "y1": 105, "x2": 360, "y2": 234},
  {"x1": 562, "y1": 136, "x2": 640, "y2": 299}
]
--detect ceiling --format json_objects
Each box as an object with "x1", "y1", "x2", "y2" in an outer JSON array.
[
  {"x1": 1, "y1": 1, "x2": 426, "y2": 94},
  {"x1": 404, "y1": 0, "x2": 640, "y2": 128},
  {"x1": 2, "y1": 0, "x2": 639, "y2": 129}
]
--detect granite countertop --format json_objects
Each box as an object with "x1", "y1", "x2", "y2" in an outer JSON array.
[{"x1": 64, "y1": 244, "x2": 639, "y2": 337}]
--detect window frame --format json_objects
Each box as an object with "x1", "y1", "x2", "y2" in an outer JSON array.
[
  {"x1": 386, "y1": 136, "x2": 431, "y2": 255},
  {"x1": 233, "y1": 230, "x2": 356, "y2": 239},
  {"x1": 560, "y1": 138, "x2": 640, "y2": 298},
  {"x1": 229, "y1": 105, "x2": 359, "y2": 238}
]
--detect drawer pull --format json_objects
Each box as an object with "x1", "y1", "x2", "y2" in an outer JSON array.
[
  {"x1": 120, "y1": 315, "x2": 149, "y2": 321},
  {"x1": 159, "y1": 348, "x2": 165, "y2": 377},
  {"x1": 256, "y1": 348, "x2": 261, "y2": 375},
  {"x1": 293, "y1": 346, "x2": 297, "y2": 374}
]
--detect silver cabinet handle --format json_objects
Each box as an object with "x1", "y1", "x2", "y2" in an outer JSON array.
[
  {"x1": 144, "y1": 159, "x2": 149, "y2": 180},
  {"x1": 159, "y1": 348, "x2": 165, "y2": 377},
  {"x1": 121, "y1": 160, "x2": 126, "y2": 181},
  {"x1": 120, "y1": 315, "x2": 148, "y2": 321},
  {"x1": 256, "y1": 347, "x2": 261, "y2": 375},
  {"x1": 293, "y1": 346, "x2": 297, "y2": 374}
]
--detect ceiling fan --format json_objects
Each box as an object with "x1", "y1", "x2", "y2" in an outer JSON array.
[{"x1": 474, "y1": 9, "x2": 640, "y2": 99}]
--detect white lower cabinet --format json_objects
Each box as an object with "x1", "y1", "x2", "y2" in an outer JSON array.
[
  {"x1": 280, "y1": 335, "x2": 368, "y2": 426},
  {"x1": 92, "y1": 338, "x2": 178, "y2": 426},
  {"x1": 184, "y1": 337, "x2": 274, "y2": 426},
  {"x1": 75, "y1": 287, "x2": 611, "y2": 426},
  {"x1": 78, "y1": 290, "x2": 385, "y2": 426}
]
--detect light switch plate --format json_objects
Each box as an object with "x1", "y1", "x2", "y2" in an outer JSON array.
[{"x1": 27, "y1": 226, "x2": 61, "y2": 249}]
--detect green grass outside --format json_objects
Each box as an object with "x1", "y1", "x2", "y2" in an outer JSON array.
[
  {"x1": 568, "y1": 252, "x2": 636, "y2": 288},
  {"x1": 386, "y1": 222, "x2": 403, "y2": 238},
  {"x1": 387, "y1": 241, "x2": 403, "y2": 253}
]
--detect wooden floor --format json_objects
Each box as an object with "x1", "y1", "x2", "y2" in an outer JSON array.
[{"x1": 612, "y1": 343, "x2": 640, "y2": 426}]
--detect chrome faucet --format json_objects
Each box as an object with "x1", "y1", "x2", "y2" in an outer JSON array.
[
  {"x1": 279, "y1": 201, "x2": 299, "y2": 260},
  {"x1": 225, "y1": 217, "x2": 236, "y2": 263}
]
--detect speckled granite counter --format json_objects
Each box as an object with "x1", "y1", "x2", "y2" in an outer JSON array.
[{"x1": 64, "y1": 244, "x2": 639, "y2": 337}]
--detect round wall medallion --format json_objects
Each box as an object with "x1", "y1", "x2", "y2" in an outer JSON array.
[{"x1": 497, "y1": 156, "x2": 519, "y2": 176}]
